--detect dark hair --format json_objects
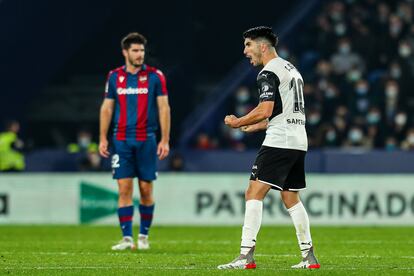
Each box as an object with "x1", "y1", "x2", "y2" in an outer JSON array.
[
  {"x1": 121, "y1": 32, "x2": 147, "y2": 50},
  {"x1": 243, "y1": 26, "x2": 278, "y2": 47}
]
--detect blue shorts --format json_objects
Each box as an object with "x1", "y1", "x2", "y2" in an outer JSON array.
[{"x1": 111, "y1": 135, "x2": 157, "y2": 181}]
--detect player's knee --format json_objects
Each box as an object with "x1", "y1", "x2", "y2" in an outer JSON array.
[
  {"x1": 245, "y1": 186, "x2": 259, "y2": 200},
  {"x1": 118, "y1": 189, "x2": 133, "y2": 201},
  {"x1": 139, "y1": 187, "x2": 153, "y2": 203},
  {"x1": 140, "y1": 192, "x2": 153, "y2": 205}
]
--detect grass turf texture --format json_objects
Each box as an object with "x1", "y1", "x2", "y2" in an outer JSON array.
[{"x1": 0, "y1": 226, "x2": 413, "y2": 275}]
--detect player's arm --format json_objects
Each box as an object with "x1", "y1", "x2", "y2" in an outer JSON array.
[
  {"x1": 225, "y1": 101, "x2": 274, "y2": 128},
  {"x1": 240, "y1": 119, "x2": 269, "y2": 133},
  {"x1": 99, "y1": 98, "x2": 114, "y2": 158},
  {"x1": 225, "y1": 71, "x2": 279, "y2": 128},
  {"x1": 157, "y1": 95, "x2": 170, "y2": 160}
]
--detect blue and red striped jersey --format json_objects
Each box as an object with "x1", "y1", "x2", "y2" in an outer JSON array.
[{"x1": 104, "y1": 64, "x2": 168, "y2": 141}]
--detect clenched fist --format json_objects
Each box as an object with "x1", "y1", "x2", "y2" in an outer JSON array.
[{"x1": 224, "y1": 115, "x2": 240, "y2": 128}]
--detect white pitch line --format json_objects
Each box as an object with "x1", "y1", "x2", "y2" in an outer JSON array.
[
  {"x1": 0, "y1": 251, "x2": 412, "y2": 260},
  {"x1": 5, "y1": 239, "x2": 413, "y2": 246},
  {"x1": 1, "y1": 266, "x2": 413, "y2": 271}
]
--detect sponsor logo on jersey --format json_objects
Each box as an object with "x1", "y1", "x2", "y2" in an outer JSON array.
[
  {"x1": 260, "y1": 91, "x2": 274, "y2": 99},
  {"x1": 117, "y1": 88, "x2": 148, "y2": 95},
  {"x1": 286, "y1": 118, "x2": 306, "y2": 125}
]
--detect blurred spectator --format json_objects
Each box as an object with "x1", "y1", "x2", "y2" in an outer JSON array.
[
  {"x1": 321, "y1": 124, "x2": 340, "y2": 147},
  {"x1": 322, "y1": 82, "x2": 342, "y2": 119},
  {"x1": 383, "y1": 80, "x2": 400, "y2": 122},
  {"x1": 391, "y1": 111, "x2": 409, "y2": 141},
  {"x1": 343, "y1": 125, "x2": 370, "y2": 148},
  {"x1": 168, "y1": 153, "x2": 185, "y2": 171},
  {"x1": 67, "y1": 129, "x2": 101, "y2": 171},
  {"x1": 332, "y1": 105, "x2": 349, "y2": 145},
  {"x1": 195, "y1": 133, "x2": 217, "y2": 150},
  {"x1": 385, "y1": 136, "x2": 398, "y2": 151},
  {"x1": 0, "y1": 120, "x2": 25, "y2": 172},
  {"x1": 307, "y1": 108, "x2": 323, "y2": 147},
  {"x1": 401, "y1": 128, "x2": 414, "y2": 150},
  {"x1": 349, "y1": 79, "x2": 371, "y2": 115},
  {"x1": 331, "y1": 38, "x2": 364, "y2": 75}
]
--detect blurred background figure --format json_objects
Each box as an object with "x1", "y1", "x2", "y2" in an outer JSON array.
[
  {"x1": 0, "y1": 120, "x2": 25, "y2": 172},
  {"x1": 67, "y1": 129, "x2": 101, "y2": 171},
  {"x1": 168, "y1": 152, "x2": 185, "y2": 171}
]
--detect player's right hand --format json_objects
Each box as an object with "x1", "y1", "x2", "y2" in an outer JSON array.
[{"x1": 99, "y1": 139, "x2": 110, "y2": 158}]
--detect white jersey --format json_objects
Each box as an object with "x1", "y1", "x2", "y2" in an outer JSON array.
[{"x1": 256, "y1": 57, "x2": 308, "y2": 151}]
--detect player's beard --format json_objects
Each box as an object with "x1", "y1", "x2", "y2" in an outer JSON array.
[
  {"x1": 252, "y1": 52, "x2": 262, "y2": 67},
  {"x1": 128, "y1": 56, "x2": 144, "y2": 68}
]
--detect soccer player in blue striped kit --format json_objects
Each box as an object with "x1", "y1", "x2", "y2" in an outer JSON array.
[{"x1": 99, "y1": 32, "x2": 171, "y2": 250}]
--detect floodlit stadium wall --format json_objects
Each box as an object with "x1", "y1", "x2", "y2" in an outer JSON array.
[{"x1": 0, "y1": 173, "x2": 413, "y2": 225}]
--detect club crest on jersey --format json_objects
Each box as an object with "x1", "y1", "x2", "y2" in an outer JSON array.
[
  {"x1": 119, "y1": 76, "x2": 125, "y2": 83},
  {"x1": 139, "y1": 75, "x2": 147, "y2": 82}
]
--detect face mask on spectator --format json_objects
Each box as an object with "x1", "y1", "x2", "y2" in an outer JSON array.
[
  {"x1": 308, "y1": 113, "x2": 321, "y2": 125},
  {"x1": 395, "y1": 113, "x2": 407, "y2": 126},
  {"x1": 79, "y1": 137, "x2": 91, "y2": 148},
  {"x1": 326, "y1": 130, "x2": 337, "y2": 142},
  {"x1": 236, "y1": 90, "x2": 250, "y2": 103},
  {"x1": 367, "y1": 112, "x2": 381, "y2": 124},
  {"x1": 399, "y1": 45, "x2": 411, "y2": 57},
  {"x1": 386, "y1": 86, "x2": 398, "y2": 98},
  {"x1": 349, "y1": 128, "x2": 363, "y2": 143},
  {"x1": 339, "y1": 43, "x2": 350, "y2": 54},
  {"x1": 335, "y1": 23, "x2": 346, "y2": 36},
  {"x1": 355, "y1": 85, "x2": 368, "y2": 95}
]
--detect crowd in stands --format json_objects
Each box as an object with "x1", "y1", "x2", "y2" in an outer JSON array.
[{"x1": 210, "y1": 0, "x2": 414, "y2": 151}]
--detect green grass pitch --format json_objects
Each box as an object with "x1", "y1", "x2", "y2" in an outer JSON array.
[{"x1": 0, "y1": 226, "x2": 413, "y2": 275}]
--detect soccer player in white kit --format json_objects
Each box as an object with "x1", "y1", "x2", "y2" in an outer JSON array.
[{"x1": 218, "y1": 26, "x2": 320, "y2": 270}]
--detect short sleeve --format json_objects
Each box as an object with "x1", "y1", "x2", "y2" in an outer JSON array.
[
  {"x1": 154, "y1": 69, "x2": 168, "y2": 96},
  {"x1": 257, "y1": 70, "x2": 280, "y2": 102},
  {"x1": 104, "y1": 71, "x2": 116, "y2": 99}
]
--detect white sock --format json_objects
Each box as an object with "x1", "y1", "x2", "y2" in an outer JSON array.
[
  {"x1": 287, "y1": 201, "x2": 312, "y2": 257},
  {"x1": 240, "y1": 199, "x2": 263, "y2": 255}
]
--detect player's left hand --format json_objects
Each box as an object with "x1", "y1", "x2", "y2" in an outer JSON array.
[
  {"x1": 224, "y1": 115, "x2": 240, "y2": 128},
  {"x1": 157, "y1": 141, "x2": 170, "y2": 160}
]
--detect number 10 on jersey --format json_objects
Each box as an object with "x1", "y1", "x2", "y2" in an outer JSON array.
[{"x1": 290, "y1": 77, "x2": 305, "y2": 114}]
